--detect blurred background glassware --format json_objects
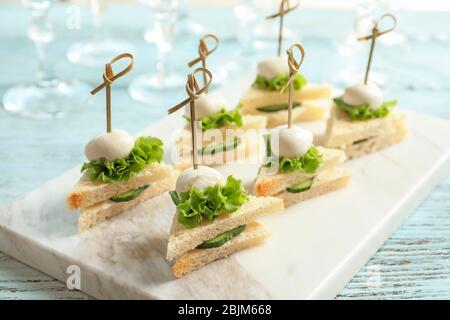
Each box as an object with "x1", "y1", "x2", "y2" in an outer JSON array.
[
  {"x1": 332, "y1": 0, "x2": 406, "y2": 88},
  {"x1": 2, "y1": 0, "x2": 90, "y2": 119},
  {"x1": 129, "y1": 0, "x2": 184, "y2": 104},
  {"x1": 67, "y1": 0, "x2": 136, "y2": 66},
  {"x1": 252, "y1": 0, "x2": 300, "y2": 53},
  {"x1": 144, "y1": 0, "x2": 205, "y2": 43}
]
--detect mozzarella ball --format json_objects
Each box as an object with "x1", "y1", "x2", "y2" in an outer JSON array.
[
  {"x1": 257, "y1": 56, "x2": 289, "y2": 80},
  {"x1": 270, "y1": 125, "x2": 313, "y2": 158},
  {"x1": 85, "y1": 129, "x2": 135, "y2": 161},
  {"x1": 185, "y1": 92, "x2": 227, "y2": 119},
  {"x1": 343, "y1": 83, "x2": 383, "y2": 109},
  {"x1": 175, "y1": 166, "x2": 226, "y2": 194}
]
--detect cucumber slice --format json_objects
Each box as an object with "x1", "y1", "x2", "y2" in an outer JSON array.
[
  {"x1": 286, "y1": 178, "x2": 314, "y2": 193},
  {"x1": 197, "y1": 225, "x2": 246, "y2": 249},
  {"x1": 200, "y1": 137, "x2": 241, "y2": 156},
  {"x1": 256, "y1": 102, "x2": 301, "y2": 113},
  {"x1": 109, "y1": 185, "x2": 150, "y2": 203}
]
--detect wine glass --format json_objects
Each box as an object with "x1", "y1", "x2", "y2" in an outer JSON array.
[
  {"x1": 129, "y1": 0, "x2": 184, "y2": 104},
  {"x1": 144, "y1": 0, "x2": 205, "y2": 43},
  {"x1": 67, "y1": 0, "x2": 136, "y2": 66},
  {"x1": 3, "y1": 0, "x2": 90, "y2": 119}
]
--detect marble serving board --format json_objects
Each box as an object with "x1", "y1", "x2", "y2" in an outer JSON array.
[{"x1": 1, "y1": 78, "x2": 450, "y2": 298}]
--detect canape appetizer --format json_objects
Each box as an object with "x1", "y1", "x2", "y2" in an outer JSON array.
[
  {"x1": 167, "y1": 67, "x2": 284, "y2": 277},
  {"x1": 239, "y1": 56, "x2": 332, "y2": 127},
  {"x1": 175, "y1": 92, "x2": 266, "y2": 169},
  {"x1": 323, "y1": 83, "x2": 407, "y2": 159},
  {"x1": 238, "y1": 1, "x2": 331, "y2": 127},
  {"x1": 323, "y1": 13, "x2": 407, "y2": 159},
  {"x1": 167, "y1": 166, "x2": 284, "y2": 278},
  {"x1": 255, "y1": 43, "x2": 350, "y2": 207},
  {"x1": 67, "y1": 53, "x2": 178, "y2": 232},
  {"x1": 67, "y1": 130, "x2": 178, "y2": 232}
]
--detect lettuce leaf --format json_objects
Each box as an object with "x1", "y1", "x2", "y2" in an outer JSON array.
[
  {"x1": 185, "y1": 107, "x2": 243, "y2": 131},
  {"x1": 80, "y1": 136, "x2": 163, "y2": 183},
  {"x1": 334, "y1": 96, "x2": 397, "y2": 121},
  {"x1": 169, "y1": 176, "x2": 249, "y2": 228},
  {"x1": 264, "y1": 146, "x2": 323, "y2": 174},
  {"x1": 253, "y1": 73, "x2": 307, "y2": 91}
]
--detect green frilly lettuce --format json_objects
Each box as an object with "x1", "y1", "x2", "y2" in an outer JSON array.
[
  {"x1": 334, "y1": 96, "x2": 397, "y2": 121},
  {"x1": 185, "y1": 107, "x2": 243, "y2": 131},
  {"x1": 80, "y1": 136, "x2": 163, "y2": 183},
  {"x1": 169, "y1": 176, "x2": 249, "y2": 228},
  {"x1": 253, "y1": 74, "x2": 307, "y2": 91},
  {"x1": 264, "y1": 146, "x2": 323, "y2": 174}
]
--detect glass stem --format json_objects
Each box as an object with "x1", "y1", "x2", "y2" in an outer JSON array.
[
  {"x1": 154, "y1": 11, "x2": 176, "y2": 82},
  {"x1": 91, "y1": 0, "x2": 108, "y2": 42},
  {"x1": 29, "y1": 6, "x2": 57, "y2": 85}
]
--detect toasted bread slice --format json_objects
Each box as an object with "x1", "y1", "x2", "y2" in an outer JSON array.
[
  {"x1": 276, "y1": 167, "x2": 351, "y2": 207},
  {"x1": 171, "y1": 221, "x2": 270, "y2": 278},
  {"x1": 323, "y1": 104, "x2": 407, "y2": 153},
  {"x1": 166, "y1": 195, "x2": 284, "y2": 261},
  {"x1": 67, "y1": 162, "x2": 174, "y2": 210},
  {"x1": 255, "y1": 147, "x2": 346, "y2": 196},
  {"x1": 77, "y1": 171, "x2": 178, "y2": 233}
]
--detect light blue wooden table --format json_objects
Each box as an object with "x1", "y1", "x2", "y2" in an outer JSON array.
[{"x1": 0, "y1": 3, "x2": 449, "y2": 299}]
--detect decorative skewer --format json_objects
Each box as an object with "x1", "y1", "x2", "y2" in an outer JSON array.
[
  {"x1": 91, "y1": 53, "x2": 134, "y2": 133},
  {"x1": 168, "y1": 67, "x2": 213, "y2": 169},
  {"x1": 266, "y1": 0, "x2": 298, "y2": 57},
  {"x1": 281, "y1": 43, "x2": 305, "y2": 128},
  {"x1": 357, "y1": 13, "x2": 397, "y2": 84},
  {"x1": 188, "y1": 34, "x2": 219, "y2": 93}
]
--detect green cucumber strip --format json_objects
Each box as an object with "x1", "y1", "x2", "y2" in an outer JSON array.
[
  {"x1": 286, "y1": 178, "x2": 314, "y2": 193},
  {"x1": 109, "y1": 185, "x2": 150, "y2": 203},
  {"x1": 197, "y1": 225, "x2": 246, "y2": 249},
  {"x1": 256, "y1": 102, "x2": 301, "y2": 113},
  {"x1": 199, "y1": 137, "x2": 241, "y2": 156}
]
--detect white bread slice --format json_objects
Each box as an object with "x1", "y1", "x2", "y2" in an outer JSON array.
[
  {"x1": 67, "y1": 162, "x2": 174, "y2": 210},
  {"x1": 176, "y1": 114, "x2": 267, "y2": 146},
  {"x1": 172, "y1": 221, "x2": 270, "y2": 278},
  {"x1": 275, "y1": 167, "x2": 351, "y2": 207},
  {"x1": 240, "y1": 84, "x2": 332, "y2": 109},
  {"x1": 323, "y1": 104, "x2": 407, "y2": 151},
  {"x1": 78, "y1": 171, "x2": 178, "y2": 233},
  {"x1": 167, "y1": 195, "x2": 284, "y2": 261},
  {"x1": 176, "y1": 135, "x2": 254, "y2": 170},
  {"x1": 255, "y1": 147, "x2": 346, "y2": 196},
  {"x1": 344, "y1": 123, "x2": 408, "y2": 160},
  {"x1": 241, "y1": 99, "x2": 331, "y2": 128}
]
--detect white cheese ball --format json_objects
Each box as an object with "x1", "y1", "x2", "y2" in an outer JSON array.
[
  {"x1": 257, "y1": 56, "x2": 289, "y2": 80},
  {"x1": 185, "y1": 92, "x2": 227, "y2": 119},
  {"x1": 175, "y1": 166, "x2": 226, "y2": 194},
  {"x1": 343, "y1": 83, "x2": 383, "y2": 109},
  {"x1": 85, "y1": 129, "x2": 135, "y2": 161},
  {"x1": 270, "y1": 125, "x2": 313, "y2": 158}
]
